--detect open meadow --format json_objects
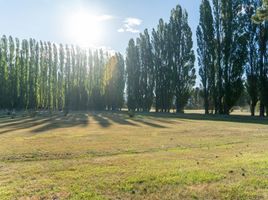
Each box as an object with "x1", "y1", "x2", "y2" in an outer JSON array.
[{"x1": 0, "y1": 111, "x2": 267, "y2": 200}]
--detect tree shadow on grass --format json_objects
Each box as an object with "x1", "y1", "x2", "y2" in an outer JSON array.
[
  {"x1": 93, "y1": 112, "x2": 166, "y2": 128},
  {"x1": 0, "y1": 113, "x2": 90, "y2": 134},
  {"x1": 91, "y1": 113, "x2": 112, "y2": 128},
  {"x1": 136, "y1": 112, "x2": 268, "y2": 126},
  {"x1": 101, "y1": 112, "x2": 140, "y2": 127},
  {"x1": 129, "y1": 117, "x2": 167, "y2": 128},
  {"x1": 2, "y1": 111, "x2": 265, "y2": 135},
  {"x1": 0, "y1": 116, "x2": 58, "y2": 135},
  {"x1": 31, "y1": 113, "x2": 89, "y2": 133}
]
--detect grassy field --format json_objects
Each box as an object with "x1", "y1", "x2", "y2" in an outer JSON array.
[{"x1": 0, "y1": 111, "x2": 268, "y2": 200}]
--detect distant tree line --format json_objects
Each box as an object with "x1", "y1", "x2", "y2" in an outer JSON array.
[
  {"x1": 0, "y1": 36, "x2": 125, "y2": 112},
  {"x1": 197, "y1": 0, "x2": 268, "y2": 116}
]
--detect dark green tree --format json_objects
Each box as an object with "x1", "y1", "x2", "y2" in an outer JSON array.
[
  {"x1": 221, "y1": 0, "x2": 248, "y2": 114},
  {"x1": 126, "y1": 39, "x2": 140, "y2": 111},
  {"x1": 0, "y1": 35, "x2": 8, "y2": 109},
  {"x1": 138, "y1": 29, "x2": 154, "y2": 111},
  {"x1": 58, "y1": 44, "x2": 65, "y2": 110},
  {"x1": 8, "y1": 36, "x2": 16, "y2": 109},
  {"x1": 197, "y1": 0, "x2": 215, "y2": 114},
  {"x1": 169, "y1": 5, "x2": 196, "y2": 113},
  {"x1": 245, "y1": 0, "x2": 260, "y2": 116}
]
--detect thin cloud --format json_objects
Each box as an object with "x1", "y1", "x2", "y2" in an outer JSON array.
[{"x1": 118, "y1": 17, "x2": 142, "y2": 33}]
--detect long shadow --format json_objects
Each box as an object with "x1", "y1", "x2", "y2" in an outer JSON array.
[
  {"x1": 95, "y1": 112, "x2": 166, "y2": 128},
  {"x1": 0, "y1": 116, "x2": 59, "y2": 135},
  {"x1": 129, "y1": 117, "x2": 167, "y2": 128},
  {"x1": 31, "y1": 113, "x2": 90, "y2": 133},
  {"x1": 101, "y1": 112, "x2": 140, "y2": 127},
  {"x1": 0, "y1": 113, "x2": 90, "y2": 135},
  {"x1": 0, "y1": 116, "x2": 51, "y2": 129},
  {"x1": 2, "y1": 111, "x2": 266, "y2": 135},
  {"x1": 134, "y1": 112, "x2": 268, "y2": 126},
  {"x1": 91, "y1": 113, "x2": 111, "y2": 128}
]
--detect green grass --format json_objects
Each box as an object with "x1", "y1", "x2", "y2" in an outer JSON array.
[{"x1": 0, "y1": 111, "x2": 268, "y2": 199}]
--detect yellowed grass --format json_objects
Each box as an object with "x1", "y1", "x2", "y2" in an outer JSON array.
[{"x1": 0, "y1": 111, "x2": 267, "y2": 199}]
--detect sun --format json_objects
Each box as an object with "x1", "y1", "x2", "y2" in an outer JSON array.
[{"x1": 66, "y1": 10, "x2": 102, "y2": 47}]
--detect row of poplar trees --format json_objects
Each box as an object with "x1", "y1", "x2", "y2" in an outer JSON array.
[
  {"x1": 126, "y1": 5, "x2": 196, "y2": 113},
  {"x1": 2, "y1": 2, "x2": 268, "y2": 115},
  {"x1": 0, "y1": 36, "x2": 125, "y2": 112},
  {"x1": 197, "y1": 0, "x2": 268, "y2": 116}
]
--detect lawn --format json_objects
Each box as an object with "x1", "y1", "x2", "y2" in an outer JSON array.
[{"x1": 0, "y1": 111, "x2": 267, "y2": 200}]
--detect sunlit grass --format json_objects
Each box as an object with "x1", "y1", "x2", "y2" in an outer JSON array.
[{"x1": 0, "y1": 111, "x2": 267, "y2": 199}]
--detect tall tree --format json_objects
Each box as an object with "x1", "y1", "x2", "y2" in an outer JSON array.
[
  {"x1": 152, "y1": 20, "x2": 173, "y2": 112},
  {"x1": 221, "y1": 0, "x2": 247, "y2": 114},
  {"x1": 258, "y1": 22, "x2": 268, "y2": 116},
  {"x1": 34, "y1": 42, "x2": 40, "y2": 109},
  {"x1": 28, "y1": 38, "x2": 36, "y2": 109},
  {"x1": 212, "y1": 0, "x2": 224, "y2": 114},
  {"x1": 245, "y1": 0, "x2": 260, "y2": 116},
  {"x1": 64, "y1": 45, "x2": 71, "y2": 114},
  {"x1": 126, "y1": 39, "x2": 140, "y2": 111},
  {"x1": 104, "y1": 53, "x2": 125, "y2": 110},
  {"x1": 197, "y1": 0, "x2": 215, "y2": 114},
  {"x1": 138, "y1": 29, "x2": 154, "y2": 111},
  {"x1": 14, "y1": 38, "x2": 20, "y2": 109},
  {"x1": 58, "y1": 44, "x2": 65, "y2": 110},
  {"x1": 47, "y1": 42, "x2": 53, "y2": 111},
  {"x1": 0, "y1": 35, "x2": 8, "y2": 109},
  {"x1": 8, "y1": 36, "x2": 16, "y2": 109},
  {"x1": 169, "y1": 5, "x2": 196, "y2": 113},
  {"x1": 52, "y1": 43, "x2": 58, "y2": 110}
]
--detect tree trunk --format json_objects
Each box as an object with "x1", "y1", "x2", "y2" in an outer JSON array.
[
  {"x1": 250, "y1": 102, "x2": 256, "y2": 116},
  {"x1": 260, "y1": 102, "x2": 265, "y2": 117},
  {"x1": 204, "y1": 90, "x2": 209, "y2": 115},
  {"x1": 176, "y1": 97, "x2": 183, "y2": 113}
]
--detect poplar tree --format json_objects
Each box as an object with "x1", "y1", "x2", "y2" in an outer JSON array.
[
  {"x1": 152, "y1": 19, "x2": 173, "y2": 112},
  {"x1": 47, "y1": 42, "x2": 52, "y2": 111},
  {"x1": 245, "y1": 0, "x2": 260, "y2": 116},
  {"x1": 52, "y1": 43, "x2": 58, "y2": 110},
  {"x1": 169, "y1": 5, "x2": 196, "y2": 113},
  {"x1": 14, "y1": 38, "x2": 20, "y2": 109},
  {"x1": 29, "y1": 38, "x2": 36, "y2": 109},
  {"x1": 126, "y1": 39, "x2": 140, "y2": 111},
  {"x1": 0, "y1": 35, "x2": 8, "y2": 109},
  {"x1": 64, "y1": 45, "x2": 71, "y2": 114},
  {"x1": 138, "y1": 29, "x2": 154, "y2": 111},
  {"x1": 221, "y1": 0, "x2": 247, "y2": 114},
  {"x1": 197, "y1": 0, "x2": 215, "y2": 114},
  {"x1": 58, "y1": 44, "x2": 64, "y2": 110},
  {"x1": 8, "y1": 36, "x2": 15, "y2": 109}
]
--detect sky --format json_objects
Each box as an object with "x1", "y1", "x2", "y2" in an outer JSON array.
[{"x1": 0, "y1": 0, "x2": 201, "y2": 54}]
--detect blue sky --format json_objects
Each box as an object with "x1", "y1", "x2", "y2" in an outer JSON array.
[{"x1": 0, "y1": 0, "x2": 201, "y2": 54}]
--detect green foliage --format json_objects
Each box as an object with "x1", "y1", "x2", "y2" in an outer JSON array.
[
  {"x1": 197, "y1": 0, "x2": 215, "y2": 114},
  {"x1": 0, "y1": 36, "x2": 125, "y2": 112},
  {"x1": 169, "y1": 6, "x2": 196, "y2": 113},
  {"x1": 152, "y1": 19, "x2": 173, "y2": 112},
  {"x1": 127, "y1": 4, "x2": 196, "y2": 113},
  {"x1": 253, "y1": 0, "x2": 268, "y2": 23},
  {"x1": 104, "y1": 53, "x2": 125, "y2": 110},
  {"x1": 126, "y1": 39, "x2": 140, "y2": 111}
]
